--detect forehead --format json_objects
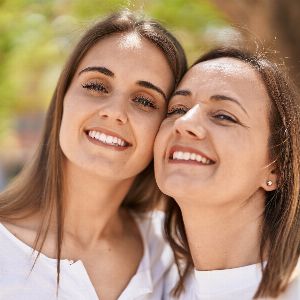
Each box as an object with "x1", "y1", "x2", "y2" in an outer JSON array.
[
  {"x1": 78, "y1": 32, "x2": 168, "y2": 72},
  {"x1": 182, "y1": 58, "x2": 261, "y2": 89},
  {"x1": 179, "y1": 57, "x2": 271, "y2": 112},
  {"x1": 75, "y1": 32, "x2": 173, "y2": 91}
]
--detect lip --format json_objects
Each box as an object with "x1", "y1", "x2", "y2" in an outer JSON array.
[
  {"x1": 84, "y1": 127, "x2": 132, "y2": 150},
  {"x1": 168, "y1": 145, "x2": 216, "y2": 165}
]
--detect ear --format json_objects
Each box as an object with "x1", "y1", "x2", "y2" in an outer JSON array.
[{"x1": 261, "y1": 168, "x2": 278, "y2": 191}]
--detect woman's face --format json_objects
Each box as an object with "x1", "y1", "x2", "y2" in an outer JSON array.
[
  {"x1": 154, "y1": 57, "x2": 277, "y2": 207},
  {"x1": 59, "y1": 33, "x2": 173, "y2": 180}
]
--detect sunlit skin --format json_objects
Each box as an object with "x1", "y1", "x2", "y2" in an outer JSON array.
[
  {"x1": 3, "y1": 33, "x2": 174, "y2": 300},
  {"x1": 60, "y1": 32, "x2": 173, "y2": 181},
  {"x1": 154, "y1": 58, "x2": 278, "y2": 270}
]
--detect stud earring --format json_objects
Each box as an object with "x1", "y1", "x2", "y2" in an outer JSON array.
[{"x1": 266, "y1": 180, "x2": 273, "y2": 186}]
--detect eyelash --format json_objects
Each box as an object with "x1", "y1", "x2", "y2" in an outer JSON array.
[
  {"x1": 167, "y1": 105, "x2": 188, "y2": 116},
  {"x1": 133, "y1": 96, "x2": 158, "y2": 109},
  {"x1": 167, "y1": 106, "x2": 238, "y2": 124},
  {"x1": 81, "y1": 82, "x2": 108, "y2": 93},
  {"x1": 82, "y1": 82, "x2": 158, "y2": 110},
  {"x1": 211, "y1": 113, "x2": 238, "y2": 124}
]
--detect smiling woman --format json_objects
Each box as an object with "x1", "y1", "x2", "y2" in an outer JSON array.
[
  {"x1": 155, "y1": 47, "x2": 300, "y2": 299},
  {"x1": 0, "y1": 10, "x2": 187, "y2": 300}
]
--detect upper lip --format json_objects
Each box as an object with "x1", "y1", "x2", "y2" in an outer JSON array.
[
  {"x1": 168, "y1": 145, "x2": 216, "y2": 163},
  {"x1": 85, "y1": 127, "x2": 132, "y2": 146}
]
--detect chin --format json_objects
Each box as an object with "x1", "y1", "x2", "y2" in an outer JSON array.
[{"x1": 157, "y1": 177, "x2": 189, "y2": 200}]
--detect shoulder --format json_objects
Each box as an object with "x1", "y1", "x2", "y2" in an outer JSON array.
[{"x1": 0, "y1": 216, "x2": 57, "y2": 260}]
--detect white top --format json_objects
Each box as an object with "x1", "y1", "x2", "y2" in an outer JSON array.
[
  {"x1": 164, "y1": 262, "x2": 300, "y2": 299},
  {"x1": 0, "y1": 211, "x2": 173, "y2": 300}
]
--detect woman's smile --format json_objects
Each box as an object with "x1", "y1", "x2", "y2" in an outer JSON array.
[
  {"x1": 85, "y1": 127, "x2": 131, "y2": 151},
  {"x1": 154, "y1": 57, "x2": 273, "y2": 203},
  {"x1": 168, "y1": 145, "x2": 215, "y2": 165},
  {"x1": 59, "y1": 33, "x2": 173, "y2": 180}
]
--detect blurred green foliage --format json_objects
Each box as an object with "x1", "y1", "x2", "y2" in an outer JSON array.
[{"x1": 0, "y1": 0, "x2": 226, "y2": 142}]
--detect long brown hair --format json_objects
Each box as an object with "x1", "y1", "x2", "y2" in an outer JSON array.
[
  {"x1": 0, "y1": 9, "x2": 187, "y2": 286},
  {"x1": 164, "y1": 47, "x2": 300, "y2": 298}
]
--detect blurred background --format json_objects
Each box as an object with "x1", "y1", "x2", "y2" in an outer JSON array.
[{"x1": 0, "y1": 0, "x2": 299, "y2": 189}]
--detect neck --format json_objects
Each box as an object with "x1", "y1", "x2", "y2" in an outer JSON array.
[
  {"x1": 180, "y1": 191, "x2": 265, "y2": 271},
  {"x1": 60, "y1": 161, "x2": 135, "y2": 246}
]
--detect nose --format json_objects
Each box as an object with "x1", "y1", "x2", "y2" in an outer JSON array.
[
  {"x1": 98, "y1": 96, "x2": 128, "y2": 124},
  {"x1": 173, "y1": 104, "x2": 206, "y2": 139}
]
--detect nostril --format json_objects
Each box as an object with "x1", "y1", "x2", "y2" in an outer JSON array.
[
  {"x1": 187, "y1": 130, "x2": 197, "y2": 137},
  {"x1": 99, "y1": 112, "x2": 108, "y2": 118}
]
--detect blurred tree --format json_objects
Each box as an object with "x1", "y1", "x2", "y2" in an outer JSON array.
[
  {"x1": 0, "y1": 0, "x2": 229, "y2": 185},
  {"x1": 0, "y1": 0, "x2": 226, "y2": 142},
  {"x1": 212, "y1": 0, "x2": 300, "y2": 85}
]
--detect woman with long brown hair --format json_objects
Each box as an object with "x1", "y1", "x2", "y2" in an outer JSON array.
[
  {"x1": 0, "y1": 10, "x2": 187, "y2": 299},
  {"x1": 154, "y1": 47, "x2": 300, "y2": 299}
]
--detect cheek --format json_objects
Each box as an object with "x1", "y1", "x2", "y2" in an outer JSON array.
[
  {"x1": 59, "y1": 107, "x2": 77, "y2": 157},
  {"x1": 60, "y1": 103, "x2": 78, "y2": 140},
  {"x1": 134, "y1": 112, "x2": 165, "y2": 147},
  {"x1": 62, "y1": 93, "x2": 95, "y2": 127},
  {"x1": 59, "y1": 97, "x2": 91, "y2": 150},
  {"x1": 154, "y1": 123, "x2": 167, "y2": 152},
  {"x1": 217, "y1": 131, "x2": 269, "y2": 179},
  {"x1": 154, "y1": 121, "x2": 172, "y2": 164}
]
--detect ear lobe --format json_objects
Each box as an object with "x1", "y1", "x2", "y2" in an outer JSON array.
[{"x1": 262, "y1": 169, "x2": 278, "y2": 191}]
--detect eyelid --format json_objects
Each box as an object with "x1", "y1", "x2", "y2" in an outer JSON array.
[
  {"x1": 132, "y1": 94, "x2": 159, "y2": 110},
  {"x1": 81, "y1": 80, "x2": 109, "y2": 94},
  {"x1": 168, "y1": 103, "x2": 189, "y2": 110},
  {"x1": 81, "y1": 74, "x2": 110, "y2": 86},
  {"x1": 167, "y1": 104, "x2": 189, "y2": 116},
  {"x1": 210, "y1": 110, "x2": 239, "y2": 123},
  {"x1": 138, "y1": 89, "x2": 164, "y2": 104},
  {"x1": 135, "y1": 90, "x2": 164, "y2": 107}
]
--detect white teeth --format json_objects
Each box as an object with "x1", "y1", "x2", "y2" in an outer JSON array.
[
  {"x1": 88, "y1": 130, "x2": 127, "y2": 147},
  {"x1": 183, "y1": 152, "x2": 190, "y2": 160},
  {"x1": 100, "y1": 133, "x2": 106, "y2": 143},
  {"x1": 106, "y1": 136, "x2": 113, "y2": 144},
  {"x1": 89, "y1": 131, "x2": 95, "y2": 138},
  {"x1": 177, "y1": 151, "x2": 183, "y2": 159},
  {"x1": 172, "y1": 151, "x2": 212, "y2": 164}
]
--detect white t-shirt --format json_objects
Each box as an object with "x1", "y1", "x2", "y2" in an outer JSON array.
[
  {"x1": 164, "y1": 262, "x2": 300, "y2": 299},
  {"x1": 0, "y1": 211, "x2": 173, "y2": 300}
]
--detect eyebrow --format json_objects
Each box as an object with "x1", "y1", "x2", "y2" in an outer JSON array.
[
  {"x1": 173, "y1": 89, "x2": 192, "y2": 97},
  {"x1": 172, "y1": 90, "x2": 248, "y2": 115},
  {"x1": 78, "y1": 68, "x2": 166, "y2": 100},
  {"x1": 78, "y1": 66, "x2": 114, "y2": 77},
  {"x1": 210, "y1": 94, "x2": 248, "y2": 116},
  {"x1": 137, "y1": 80, "x2": 167, "y2": 101}
]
